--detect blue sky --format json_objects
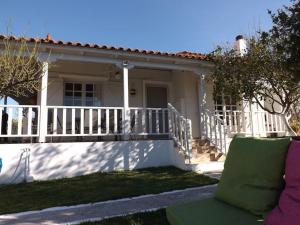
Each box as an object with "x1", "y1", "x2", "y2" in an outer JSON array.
[{"x1": 0, "y1": 0, "x2": 291, "y2": 54}]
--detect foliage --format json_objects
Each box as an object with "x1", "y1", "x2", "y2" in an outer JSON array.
[
  {"x1": 291, "y1": 119, "x2": 300, "y2": 135},
  {"x1": 212, "y1": 36, "x2": 300, "y2": 116},
  {"x1": 0, "y1": 35, "x2": 46, "y2": 100},
  {"x1": 266, "y1": 0, "x2": 300, "y2": 76},
  {"x1": 0, "y1": 166, "x2": 217, "y2": 214},
  {"x1": 211, "y1": 0, "x2": 300, "y2": 134}
]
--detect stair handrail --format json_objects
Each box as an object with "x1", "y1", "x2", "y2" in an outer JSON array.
[
  {"x1": 168, "y1": 103, "x2": 192, "y2": 163},
  {"x1": 203, "y1": 108, "x2": 228, "y2": 155}
]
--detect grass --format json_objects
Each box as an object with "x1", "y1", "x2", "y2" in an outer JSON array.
[
  {"x1": 0, "y1": 166, "x2": 217, "y2": 214},
  {"x1": 80, "y1": 209, "x2": 170, "y2": 225}
]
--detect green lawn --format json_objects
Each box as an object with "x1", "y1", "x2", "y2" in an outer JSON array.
[
  {"x1": 80, "y1": 209, "x2": 170, "y2": 225},
  {"x1": 0, "y1": 166, "x2": 217, "y2": 214}
]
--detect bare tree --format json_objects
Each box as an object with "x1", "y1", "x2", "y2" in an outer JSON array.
[{"x1": 0, "y1": 35, "x2": 48, "y2": 103}]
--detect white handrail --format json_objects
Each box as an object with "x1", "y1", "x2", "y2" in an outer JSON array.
[
  {"x1": 203, "y1": 109, "x2": 227, "y2": 154},
  {"x1": 168, "y1": 103, "x2": 192, "y2": 162}
]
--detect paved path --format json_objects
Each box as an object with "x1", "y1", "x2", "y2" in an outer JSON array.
[{"x1": 0, "y1": 184, "x2": 217, "y2": 225}]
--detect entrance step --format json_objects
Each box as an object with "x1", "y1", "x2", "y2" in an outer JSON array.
[
  {"x1": 187, "y1": 161, "x2": 224, "y2": 173},
  {"x1": 191, "y1": 138, "x2": 226, "y2": 163}
]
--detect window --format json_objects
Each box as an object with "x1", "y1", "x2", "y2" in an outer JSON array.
[
  {"x1": 214, "y1": 95, "x2": 239, "y2": 125},
  {"x1": 64, "y1": 82, "x2": 98, "y2": 106},
  {"x1": 214, "y1": 95, "x2": 237, "y2": 112}
]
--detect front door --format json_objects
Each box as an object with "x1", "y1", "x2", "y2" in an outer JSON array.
[
  {"x1": 146, "y1": 86, "x2": 168, "y2": 135},
  {"x1": 146, "y1": 86, "x2": 168, "y2": 108}
]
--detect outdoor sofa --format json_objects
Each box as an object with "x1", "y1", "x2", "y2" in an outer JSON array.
[{"x1": 166, "y1": 136, "x2": 300, "y2": 225}]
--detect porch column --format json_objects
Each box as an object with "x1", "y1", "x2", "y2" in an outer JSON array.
[
  {"x1": 122, "y1": 61, "x2": 134, "y2": 140},
  {"x1": 38, "y1": 61, "x2": 49, "y2": 143},
  {"x1": 198, "y1": 74, "x2": 206, "y2": 138}
]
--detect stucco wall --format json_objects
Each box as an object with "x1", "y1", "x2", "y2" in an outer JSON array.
[{"x1": 0, "y1": 140, "x2": 186, "y2": 185}]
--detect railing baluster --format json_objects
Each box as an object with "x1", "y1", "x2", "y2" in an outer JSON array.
[
  {"x1": 162, "y1": 109, "x2": 166, "y2": 133},
  {"x1": 156, "y1": 110, "x2": 159, "y2": 133},
  {"x1": 218, "y1": 121, "x2": 222, "y2": 151},
  {"x1": 279, "y1": 115, "x2": 283, "y2": 131},
  {"x1": 270, "y1": 114, "x2": 274, "y2": 132},
  {"x1": 114, "y1": 109, "x2": 118, "y2": 133},
  {"x1": 149, "y1": 110, "x2": 152, "y2": 134},
  {"x1": 214, "y1": 118, "x2": 218, "y2": 146},
  {"x1": 7, "y1": 107, "x2": 12, "y2": 135},
  {"x1": 17, "y1": 107, "x2": 23, "y2": 135},
  {"x1": 62, "y1": 108, "x2": 66, "y2": 135},
  {"x1": 265, "y1": 112, "x2": 269, "y2": 133},
  {"x1": 106, "y1": 109, "x2": 109, "y2": 134},
  {"x1": 80, "y1": 108, "x2": 84, "y2": 135},
  {"x1": 172, "y1": 112, "x2": 176, "y2": 138},
  {"x1": 71, "y1": 108, "x2": 75, "y2": 135},
  {"x1": 204, "y1": 112, "x2": 208, "y2": 137},
  {"x1": 234, "y1": 111, "x2": 237, "y2": 133},
  {"x1": 179, "y1": 117, "x2": 183, "y2": 146},
  {"x1": 98, "y1": 109, "x2": 101, "y2": 134},
  {"x1": 53, "y1": 108, "x2": 57, "y2": 135},
  {"x1": 274, "y1": 114, "x2": 279, "y2": 132},
  {"x1": 89, "y1": 108, "x2": 93, "y2": 134},
  {"x1": 27, "y1": 107, "x2": 32, "y2": 135},
  {"x1": 134, "y1": 109, "x2": 138, "y2": 134},
  {"x1": 209, "y1": 114, "x2": 212, "y2": 141},
  {"x1": 167, "y1": 108, "x2": 172, "y2": 137},
  {"x1": 142, "y1": 109, "x2": 146, "y2": 134}
]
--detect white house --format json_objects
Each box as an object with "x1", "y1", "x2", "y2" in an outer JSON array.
[{"x1": 0, "y1": 34, "x2": 288, "y2": 184}]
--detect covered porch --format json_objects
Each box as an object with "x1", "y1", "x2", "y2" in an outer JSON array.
[{"x1": 0, "y1": 48, "x2": 210, "y2": 159}]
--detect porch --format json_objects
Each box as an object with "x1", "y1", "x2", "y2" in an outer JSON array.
[{"x1": 0, "y1": 55, "x2": 200, "y2": 162}]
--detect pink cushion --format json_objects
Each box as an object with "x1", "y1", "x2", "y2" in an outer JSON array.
[{"x1": 264, "y1": 140, "x2": 300, "y2": 225}]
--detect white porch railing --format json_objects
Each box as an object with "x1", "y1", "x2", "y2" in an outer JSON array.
[
  {"x1": 203, "y1": 109, "x2": 288, "y2": 154},
  {"x1": 0, "y1": 104, "x2": 192, "y2": 161},
  {"x1": 203, "y1": 109, "x2": 227, "y2": 154},
  {"x1": 46, "y1": 106, "x2": 124, "y2": 136},
  {"x1": 0, "y1": 105, "x2": 40, "y2": 137},
  {"x1": 168, "y1": 103, "x2": 192, "y2": 162},
  {"x1": 214, "y1": 110, "x2": 287, "y2": 136},
  {"x1": 128, "y1": 108, "x2": 170, "y2": 135}
]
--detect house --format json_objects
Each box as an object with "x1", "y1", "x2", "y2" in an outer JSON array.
[{"x1": 0, "y1": 34, "x2": 288, "y2": 184}]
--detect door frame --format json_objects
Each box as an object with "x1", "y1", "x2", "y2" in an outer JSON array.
[{"x1": 142, "y1": 80, "x2": 172, "y2": 108}]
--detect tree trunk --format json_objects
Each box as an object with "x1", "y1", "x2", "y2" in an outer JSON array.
[{"x1": 283, "y1": 113, "x2": 297, "y2": 136}]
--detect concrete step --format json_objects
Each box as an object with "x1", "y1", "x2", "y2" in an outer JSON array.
[{"x1": 187, "y1": 161, "x2": 224, "y2": 174}]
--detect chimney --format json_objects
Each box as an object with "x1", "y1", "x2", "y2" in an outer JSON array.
[
  {"x1": 234, "y1": 35, "x2": 247, "y2": 56},
  {"x1": 45, "y1": 33, "x2": 52, "y2": 41}
]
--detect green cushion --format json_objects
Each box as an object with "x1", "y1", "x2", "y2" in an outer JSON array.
[
  {"x1": 215, "y1": 136, "x2": 291, "y2": 217},
  {"x1": 166, "y1": 198, "x2": 262, "y2": 225}
]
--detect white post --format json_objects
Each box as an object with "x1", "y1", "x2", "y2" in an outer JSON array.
[
  {"x1": 123, "y1": 62, "x2": 130, "y2": 140},
  {"x1": 38, "y1": 61, "x2": 48, "y2": 142},
  {"x1": 198, "y1": 74, "x2": 206, "y2": 138}
]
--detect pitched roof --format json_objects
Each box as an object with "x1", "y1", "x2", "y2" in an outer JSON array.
[{"x1": 0, "y1": 34, "x2": 210, "y2": 61}]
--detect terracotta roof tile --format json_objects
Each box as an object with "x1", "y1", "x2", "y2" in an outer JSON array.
[{"x1": 0, "y1": 34, "x2": 211, "y2": 61}]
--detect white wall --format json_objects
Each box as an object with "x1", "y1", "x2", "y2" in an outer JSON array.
[{"x1": 0, "y1": 140, "x2": 186, "y2": 185}]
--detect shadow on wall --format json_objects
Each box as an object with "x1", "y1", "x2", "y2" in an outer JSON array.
[
  {"x1": 0, "y1": 148, "x2": 31, "y2": 185},
  {"x1": 0, "y1": 140, "x2": 181, "y2": 184}
]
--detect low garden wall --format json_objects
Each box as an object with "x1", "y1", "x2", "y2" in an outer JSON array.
[{"x1": 0, "y1": 140, "x2": 186, "y2": 185}]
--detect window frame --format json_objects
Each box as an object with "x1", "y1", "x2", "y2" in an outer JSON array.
[{"x1": 63, "y1": 82, "x2": 97, "y2": 106}]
